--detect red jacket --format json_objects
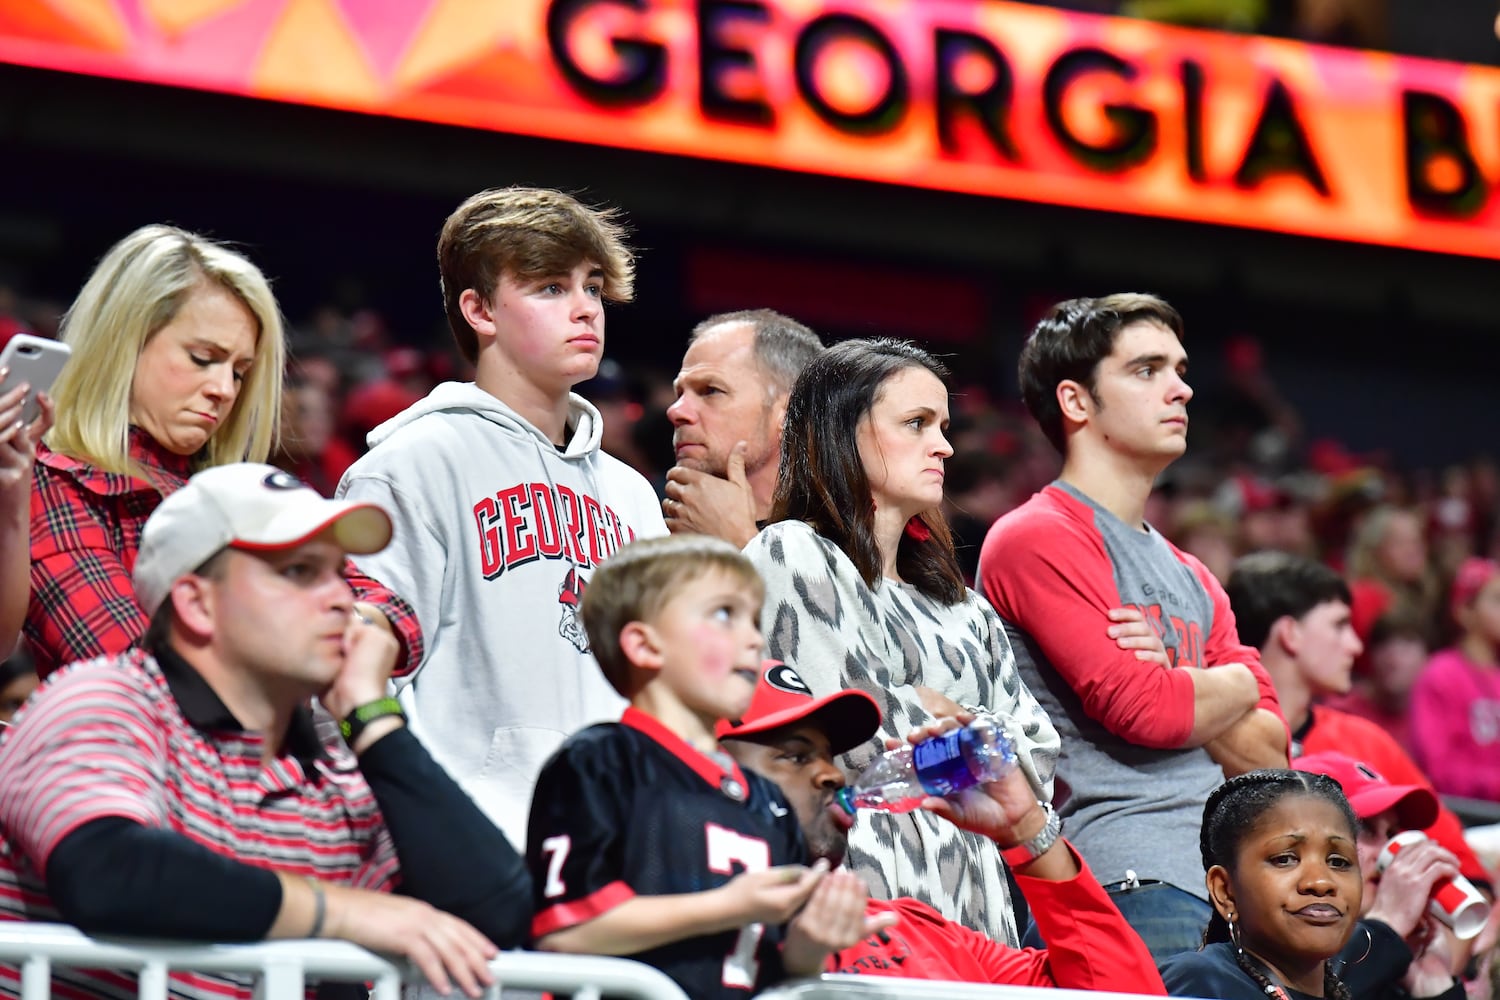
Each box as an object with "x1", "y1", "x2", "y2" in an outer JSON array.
[{"x1": 828, "y1": 845, "x2": 1166, "y2": 993}]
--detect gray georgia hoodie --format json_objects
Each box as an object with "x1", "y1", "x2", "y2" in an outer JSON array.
[{"x1": 337, "y1": 382, "x2": 667, "y2": 849}]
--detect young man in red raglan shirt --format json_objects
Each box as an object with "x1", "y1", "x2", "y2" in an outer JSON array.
[{"x1": 979, "y1": 294, "x2": 1288, "y2": 963}]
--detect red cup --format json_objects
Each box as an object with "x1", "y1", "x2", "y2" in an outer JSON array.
[{"x1": 1376, "y1": 831, "x2": 1491, "y2": 940}]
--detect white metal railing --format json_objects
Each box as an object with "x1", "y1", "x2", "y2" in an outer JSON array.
[
  {"x1": 0, "y1": 924, "x2": 1184, "y2": 1000},
  {"x1": 0, "y1": 923, "x2": 690, "y2": 1000}
]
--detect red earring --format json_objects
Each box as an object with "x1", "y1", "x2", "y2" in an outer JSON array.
[{"x1": 904, "y1": 516, "x2": 931, "y2": 542}]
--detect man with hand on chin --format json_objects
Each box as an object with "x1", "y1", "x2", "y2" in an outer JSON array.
[
  {"x1": 663, "y1": 310, "x2": 822, "y2": 546},
  {"x1": 0, "y1": 463, "x2": 530, "y2": 1000},
  {"x1": 717, "y1": 662, "x2": 1165, "y2": 992}
]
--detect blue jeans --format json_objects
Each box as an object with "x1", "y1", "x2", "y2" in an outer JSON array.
[{"x1": 1022, "y1": 881, "x2": 1210, "y2": 966}]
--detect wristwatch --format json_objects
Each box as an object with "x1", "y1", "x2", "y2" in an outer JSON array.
[
  {"x1": 339, "y1": 697, "x2": 405, "y2": 744},
  {"x1": 998, "y1": 802, "x2": 1063, "y2": 868}
]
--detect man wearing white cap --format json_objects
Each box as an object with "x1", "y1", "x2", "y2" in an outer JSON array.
[{"x1": 0, "y1": 464, "x2": 529, "y2": 1000}]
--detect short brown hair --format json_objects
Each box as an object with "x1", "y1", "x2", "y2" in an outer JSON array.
[
  {"x1": 1018, "y1": 292, "x2": 1183, "y2": 454},
  {"x1": 583, "y1": 535, "x2": 764, "y2": 698},
  {"x1": 437, "y1": 187, "x2": 636, "y2": 364}
]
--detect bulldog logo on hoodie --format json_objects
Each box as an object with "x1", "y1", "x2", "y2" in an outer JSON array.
[{"x1": 557, "y1": 566, "x2": 590, "y2": 652}]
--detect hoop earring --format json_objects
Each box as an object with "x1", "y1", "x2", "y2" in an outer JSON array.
[
  {"x1": 1345, "y1": 924, "x2": 1372, "y2": 966},
  {"x1": 1227, "y1": 912, "x2": 1242, "y2": 954}
]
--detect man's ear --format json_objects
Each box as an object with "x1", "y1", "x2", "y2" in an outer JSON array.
[
  {"x1": 458, "y1": 288, "x2": 498, "y2": 346},
  {"x1": 769, "y1": 391, "x2": 790, "y2": 439},
  {"x1": 1056, "y1": 379, "x2": 1093, "y2": 425},
  {"x1": 169, "y1": 575, "x2": 217, "y2": 642},
  {"x1": 619, "y1": 621, "x2": 664, "y2": 671},
  {"x1": 1273, "y1": 615, "x2": 1301, "y2": 657}
]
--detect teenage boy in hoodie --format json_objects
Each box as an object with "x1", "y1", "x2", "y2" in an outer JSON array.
[{"x1": 337, "y1": 187, "x2": 667, "y2": 850}]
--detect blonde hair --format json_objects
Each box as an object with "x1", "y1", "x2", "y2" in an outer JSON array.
[
  {"x1": 438, "y1": 187, "x2": 635, "y2": 365},
  {"x1": 46, "y1": 224, "x2": 285, "y2": 477},
  {"x1": 582, "y1": 535, "x2": 763, "y2": 698},
  {"x1": 1348, "y1": 505, "x2": 1420, "y2": 582}
]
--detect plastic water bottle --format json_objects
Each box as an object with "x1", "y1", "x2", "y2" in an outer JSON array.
[{"x1": 835, "y1": 714, "x2": 1018, "y2": 814}]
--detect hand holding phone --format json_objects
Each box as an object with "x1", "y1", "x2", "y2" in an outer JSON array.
[
  {"x1": 0, "y1": 335, "x2": 70, "y2": 427},
  {"x1": 0, "y1": 379, "x2": 52, "y2": 494}
]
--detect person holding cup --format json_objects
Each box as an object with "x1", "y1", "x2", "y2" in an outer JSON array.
[
  {"x1": 1377, "y1": 833, "x2": 1490, "y2": 941},
  {"x1": 1295, "y1": 751, "x2": 1487, "y2": 1000}
]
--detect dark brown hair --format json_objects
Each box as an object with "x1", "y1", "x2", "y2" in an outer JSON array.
[
  {"x1": 1018, "y1": 293, "x2": 1184, "y2": 453},
  {"x1": 771, "y1": 338, "x2": 965, "y2": 604}
]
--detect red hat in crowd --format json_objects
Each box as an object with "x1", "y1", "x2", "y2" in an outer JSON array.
[
  {"x1": 1293, "y1": 751, "x2": 1438, "y2": 830},
  {"x1": 1449, "y1": 557, "x2": 1500, "y2": 619},
  {"x1": 716, "y1": 661, "x2": 881, "y2": 755}
]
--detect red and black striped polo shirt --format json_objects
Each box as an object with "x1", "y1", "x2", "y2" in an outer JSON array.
[{"x1": 0, "y1": 646, "x2": 398, "y2": 1000}]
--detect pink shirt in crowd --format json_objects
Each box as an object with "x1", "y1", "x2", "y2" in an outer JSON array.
[{"x1": 1409, "y1": 649, "x2": 1500, "y2": 802}]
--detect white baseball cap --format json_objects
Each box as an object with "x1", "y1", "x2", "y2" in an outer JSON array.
[{"x1": 133, "y1": 463, "x2": 393, "y2": 616}]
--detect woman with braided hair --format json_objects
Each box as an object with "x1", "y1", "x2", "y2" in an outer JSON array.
[{"x1": 1160, "y1": 769, "x2": 1361, "y2": 1000}]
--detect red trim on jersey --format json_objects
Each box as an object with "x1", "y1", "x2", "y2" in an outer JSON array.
[
  {"x1": 621, "y1": 707, "x2": 750, "y2": 795},
  {"x1": 531, "y1": 879, "x2": 635, "y2": 938}
]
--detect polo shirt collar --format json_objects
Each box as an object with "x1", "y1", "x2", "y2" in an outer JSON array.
[{"x1": 148, "y1": 637, "x2": 326, "y2": 770}]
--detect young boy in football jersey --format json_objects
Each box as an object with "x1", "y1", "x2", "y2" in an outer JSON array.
[{"x1": 526, "y1": 534, "x2": 894, "y2": 999}]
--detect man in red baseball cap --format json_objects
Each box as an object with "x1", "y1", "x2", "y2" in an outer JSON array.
[
  {"x1": 718, "y1": 661, "x2": 1165, "y2": 993},
  {"x1": 1294, "y1": 751, "x2": 1476, "y2": 1000}
]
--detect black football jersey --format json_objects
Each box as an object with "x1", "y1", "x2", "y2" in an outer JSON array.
[{"x1": 528, "y1": 707, "x2": 807, "y2": 999}]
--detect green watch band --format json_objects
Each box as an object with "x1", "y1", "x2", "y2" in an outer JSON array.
[{"x1": 339, "y1": 697, "x2": 405, "y2": 743}]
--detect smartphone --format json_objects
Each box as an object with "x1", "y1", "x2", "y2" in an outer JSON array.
[{"x1": 0, "y1": 334, "x2": 71, "y2": 426}]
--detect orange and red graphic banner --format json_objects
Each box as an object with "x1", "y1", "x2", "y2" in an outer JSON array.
[{"x1": 5, "y1": 0, "x2": 1500, "y2": 258}]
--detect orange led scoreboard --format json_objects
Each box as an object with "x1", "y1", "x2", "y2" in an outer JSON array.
[{"x1": 5, "y1": 0, "x2": 1500, "y2": 257}]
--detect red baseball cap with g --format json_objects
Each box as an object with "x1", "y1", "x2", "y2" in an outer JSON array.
[
  {"x1": 716, "y1": 661, "x2": 881, "y2": 755},
  {"x1": 1293, "y1": 751, "x2": 1439, "y2": 830}
]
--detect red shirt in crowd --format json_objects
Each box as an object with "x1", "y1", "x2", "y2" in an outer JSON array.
[{"x1": 828, "y1": 844, "x2": 1166, "y2": 994}]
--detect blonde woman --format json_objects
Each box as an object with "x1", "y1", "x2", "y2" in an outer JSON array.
[{"x1": 25, "y1": 225, "x2": 420, "y2": 675}]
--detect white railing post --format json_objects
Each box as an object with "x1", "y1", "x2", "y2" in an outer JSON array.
[
  {"x1": 253, "y1": 955, "x2": 305, "y2": 1000},
  {"x1": 136, "y1": 961, "x2": 169, "y2": 1000},
  {"x1": 369, "y1": 967, "x2": 403, "y2": 1000},
  {"x1": 18, "y1": 954, "x2": 50, "y2": 1000}
]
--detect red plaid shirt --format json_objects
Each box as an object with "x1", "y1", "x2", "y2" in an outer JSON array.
[{"x1": 25, "y1": 428, "x2": 423, "y2": 677}]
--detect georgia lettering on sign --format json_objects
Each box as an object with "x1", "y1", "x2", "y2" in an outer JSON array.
[
  {"x1": 549, "y1": 0, "x2": 1332, "y2": 194},
  {"x1": 5, "y1": 0, "x2": 1500, "y2": 256}
]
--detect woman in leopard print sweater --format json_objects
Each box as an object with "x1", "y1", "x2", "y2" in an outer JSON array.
[{"x1": 743, "y1": 337, "x2": 1061, "y2": 947}]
